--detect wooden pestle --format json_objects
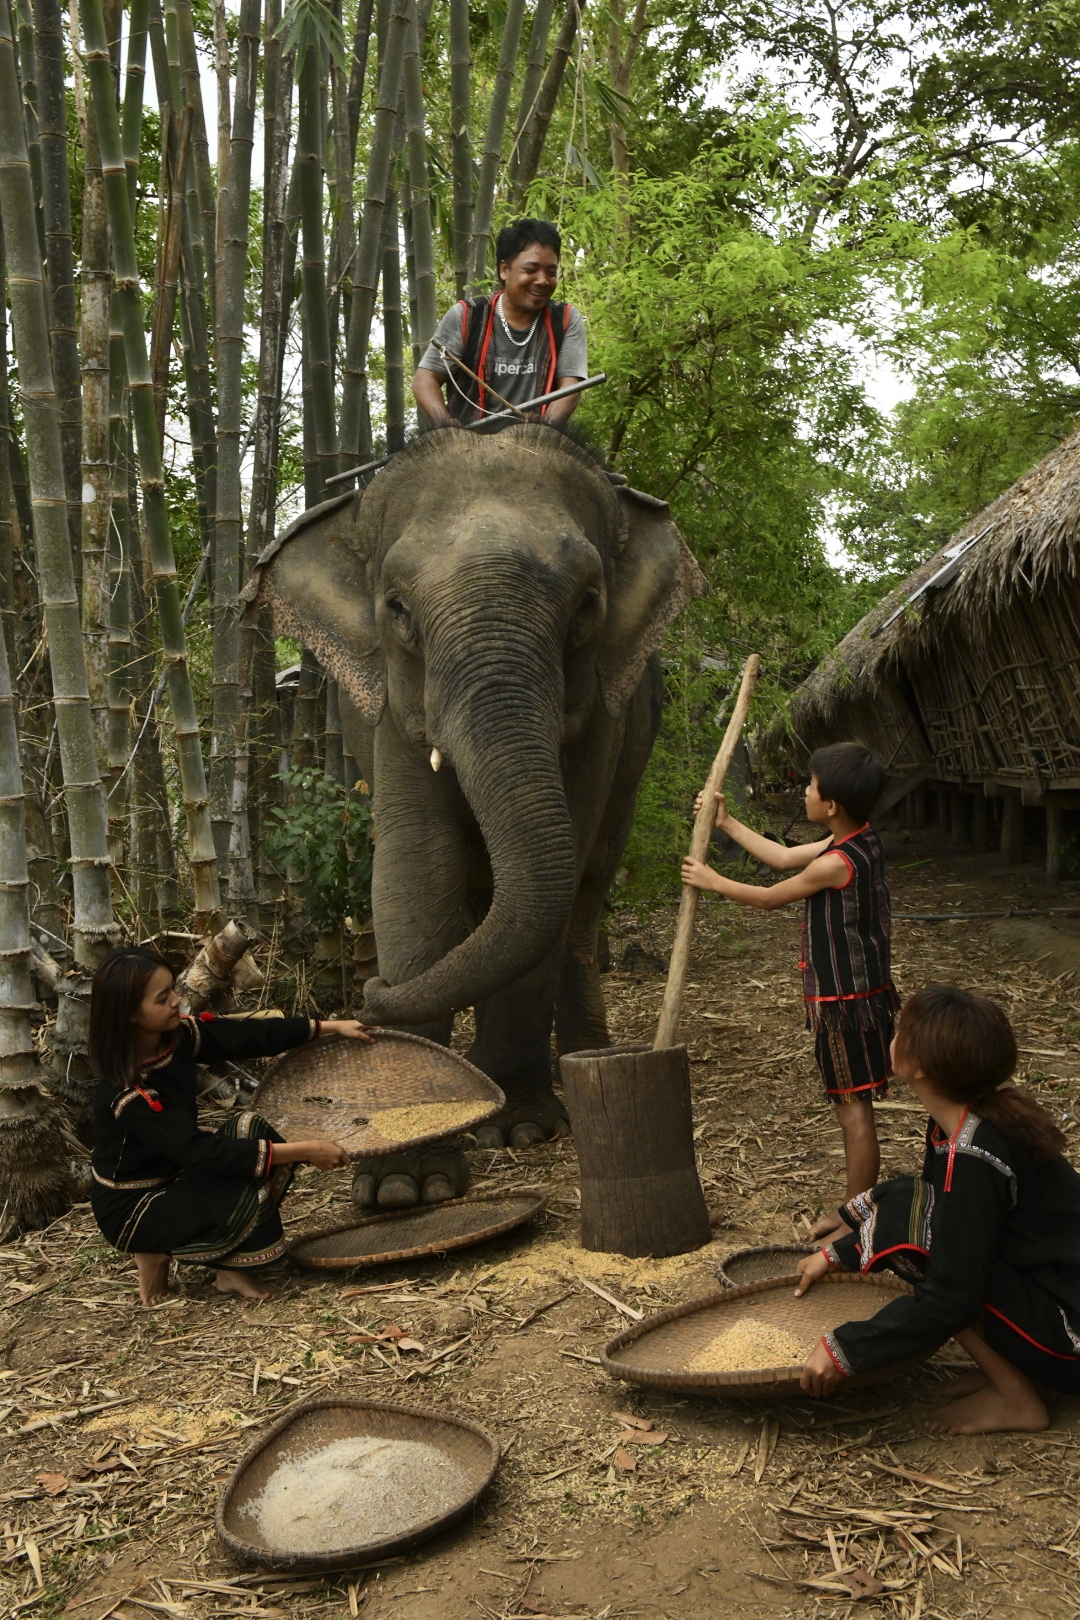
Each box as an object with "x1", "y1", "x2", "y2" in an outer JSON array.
[{"x1": 653, "y1": 652, "x2": 761, "y2": 1050}]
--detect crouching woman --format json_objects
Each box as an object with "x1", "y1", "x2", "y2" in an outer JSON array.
[
  {"x1": 88, "y1": 946, "x2": 372, "y2": 1305},
  {"x1": 796, "y1": 985, "x2": 1080, "y2": 1434}
]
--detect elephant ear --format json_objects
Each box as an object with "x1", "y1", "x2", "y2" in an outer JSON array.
[
  {"x1": 243, "y1": 489, "x2": 386, "y2": 724},
  {"x1": 598, "y1": 487, "x2": 707, "y2": 717}
]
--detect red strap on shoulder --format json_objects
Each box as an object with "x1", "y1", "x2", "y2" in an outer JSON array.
[
  {"x1": 458, "y1": 298, "x2": 470, "y2": 342},
  {"x1": 563, "y1": 303, "x2": 572, "y2": 331},
  {"x1": 540, "y1": 305, "x2": 557, "y2": 409}
]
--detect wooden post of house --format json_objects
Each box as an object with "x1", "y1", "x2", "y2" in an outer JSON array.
[
  {"x1": 1001, "y1": 789, "x2": 1024, "y2": 863},
  {"x1": 972, "y1": 792, "x2": 990, "y2": 854},
  {"x1": 914, "y1": 789, "x2": 928, "y2": 828},
  {"x1": 1047, "y1": 804, "x2": 1065, "y2": 882},
  {"x1": 949, "y1": 789, "x2": 967, "y2": 846}
]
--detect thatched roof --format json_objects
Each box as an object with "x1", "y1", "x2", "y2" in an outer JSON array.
[{"x1": 792, "y1": 428, "x2": 1080, "y2": 734}]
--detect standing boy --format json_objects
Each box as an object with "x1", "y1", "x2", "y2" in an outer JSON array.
[{"x1": 681, "y1": 741, "x2": 899, "y2": 1221}]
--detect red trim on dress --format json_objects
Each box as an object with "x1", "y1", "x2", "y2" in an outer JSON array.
[
  {"x1": 943, "y1": 1106, "x2": 970, "y2": 1193},
  {"x1": 857, "y1": 1241, "x2": 929, "y2": 1275},
  {"x1": 805, "y1": 982, "x2": 894, "y2": 1003},
  {"x1": 821, "y1": 1336, "x2": 848, "y2": 1376},
  {"x1": 984, "y1": 1302, "x2": 1079, "y2": 1361},
  {"x1": 134, "y1": 1085, "x2": 163, "y2": 1113}
]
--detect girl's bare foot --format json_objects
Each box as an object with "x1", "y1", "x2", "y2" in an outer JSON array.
[
  {"x1": 214, "y1": 1268, "x2": 272, "y2": 1301},
  {"x1": 134, "y1": 1252, "x2": 171, "y2": 1306},
  {"x1": 927, "y1": 1384, "x2": 1048, "y2": 1435},
  {"x1": 936, "y1": 1369, "x2": 990, "y2": 1400}
]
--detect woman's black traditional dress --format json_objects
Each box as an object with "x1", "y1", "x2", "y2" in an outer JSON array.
[
  {"x1": 90, "y1": 1014, "x2": 319, "y2": 1270},
  {"x1": 801, "y1": 822, "x2": 900, "y2": 1102},
  {"x1": 820, "y1": 1109, "x2": 1080, "y2": 1393}
]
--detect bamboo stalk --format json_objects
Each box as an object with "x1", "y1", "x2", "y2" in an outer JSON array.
[
  {"x1": 296, "y1": 32, "x2": 338, "y2": 497},
  {"x1": 121, "y1": 0, "x2": 148, "y2": 206},
  {"x1": 33, "y1": 0, "x2": 81, "y2": 573},
  {"x1": 653, "y1": 655, "x2": 760, "y2": 1051},
  {"x1": 210, "y1": 0, "x2": 231, "y2": 330},
  {"x1": 511, "y1": 0, "x2": 583, "y2": 206},
  {"x1": 78, "y1": 42, "x2": 111, "y2": 770},
  {"x1": 382, "y1": 184, "x2": 406, "y2": 451},
  {"x1": 346, "y1": 0, "x2": 374, "y2": 163},
  {"x1": 171, "y1": 0, "x2": 216, "y2": 337},
  {"x1": 328, "y1": 0, "x2": 354, "y2": 353},
  {"x1": 467, "y1": 0, "x2": 527, "y2": 292},
  {"x1": 508, "y1": 0, "x2": 554, "y2": 192},
  {"x1": 449, "y1": 0, "x2": 471, "y2": 296},
  {"x1": 13, "y1": 0, "x2": 43, "y2": 257},
  {"x1": 149, "y1": 103, "x2": 192, "y2": 449},
  {"x1": 211, "y1": 0, "x2": 261, "y2": 887},
  {"x1": 104, "y1": 313, "x2": 132, "y2": 877},
  {"x1": 402, "y1": 0, "x2": 436, "y2": 353},
  {"x1": 82, "y1": 0, "x2": 221, "y2": 933},
  {"x1": 338, "y1": 0, "x2": 408, "y2": 463},
  {"x1": 0, "y1": 0, "x2": 117, "y2": 991}
]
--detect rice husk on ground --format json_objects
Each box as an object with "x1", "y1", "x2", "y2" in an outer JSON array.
[{"x1": 5, "y1": 814, "x2": 1080, "y2": 1618}]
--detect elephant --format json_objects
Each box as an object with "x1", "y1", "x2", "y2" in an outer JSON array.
[{"x1": 249, "y1": 421, "x2": 706, "y2": 1207}]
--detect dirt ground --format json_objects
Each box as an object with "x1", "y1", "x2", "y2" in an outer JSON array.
[{"x1": 6, "y1": 807, "x2": 1080, "y2": 1620}]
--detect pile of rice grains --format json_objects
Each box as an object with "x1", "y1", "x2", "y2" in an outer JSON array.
[
  {"x1": 687, "y1": 1317, "x2": 809, "y2": 1372},
  {"x1": 364, "y1": 1100, "x2": 486, "y2": 1140}
]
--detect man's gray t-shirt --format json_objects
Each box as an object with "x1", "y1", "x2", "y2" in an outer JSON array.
[{"x1": 418, "y1": 299, "x2": 587, "y2": 409}]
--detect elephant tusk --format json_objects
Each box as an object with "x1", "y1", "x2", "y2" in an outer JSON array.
[{"x1": 430, "y1": 747, "x2": 442, "y2": 772}]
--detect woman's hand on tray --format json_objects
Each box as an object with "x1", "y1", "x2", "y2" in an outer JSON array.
[
  {"x1": 271, "y1": 1139, "x2": 352, "y2": 1171},
  {"x1": 319, "y1": 1019, "x2": 377, "y2": 1042},
  {"x1": 794, "y1": 1250, "x2": 832, "y2": 1297},
  {"x1": 800, "y1": 1339, "x2": 843, "y2": 1397}
]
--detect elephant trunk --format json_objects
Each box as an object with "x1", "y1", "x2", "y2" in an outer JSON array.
[{"x1": 363, "y1": 567, "x2": 578, "y2": 1025}]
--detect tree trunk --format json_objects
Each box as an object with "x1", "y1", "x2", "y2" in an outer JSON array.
[
  {"x1": 449, "y1": 0, "x2": 471, "y2": 296},
  {"x1": 559, "y1": 1045, "x2": 712, "y2": 1257},
  {"x1": 33, "y1": 0, "x2": 80, "y2": 573},
  {"x1": 467, "y1": 0, "x2": 527, "y2": 292},
  {"x1": 606, "y1": 0, "x2": 647, "y2": 182},
  {"x1": 508, "y1": 0, "x2": 553, "y2": 193},
  {"x1": 83, "y1": 0, "x2": 222, "y2": 934},
  {"x1": 339, "y1": 0, "x2": 408, "y2": 464},
  {"x1": 511, "y1": 0, "x2": 584, "y2": 206}
]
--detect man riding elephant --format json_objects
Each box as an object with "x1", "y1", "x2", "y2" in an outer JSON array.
[
  {"x1": 250, "y1": 419, "x2": 705, "y2": 1211},
  {"x1": 412, "y1": 217, "x2": 587, "y2": 428}
]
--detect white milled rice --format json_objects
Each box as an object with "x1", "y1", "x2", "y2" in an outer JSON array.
[{"x1": 241, "y1": 1435, "x2": 471, "y2": 1552}]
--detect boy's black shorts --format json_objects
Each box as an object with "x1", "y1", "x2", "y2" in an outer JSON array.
[{"x1": 815, "y1": 1019, "x2": 892, "y2": 1105}]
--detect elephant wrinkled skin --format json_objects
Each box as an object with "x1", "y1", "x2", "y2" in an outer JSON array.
[{"x1": 250, "y1": 423, "x2": 706, "y2": 1193}]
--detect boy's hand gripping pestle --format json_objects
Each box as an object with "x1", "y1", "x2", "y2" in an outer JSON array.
[{"x1": 653, "y1": 653, "x2": 761, "y2": 1051}]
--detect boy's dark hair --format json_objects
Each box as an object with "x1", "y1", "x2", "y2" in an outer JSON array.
[
  {"x1": 896, "y1": 984, "x2": 1065, "y2": 1162},
  {"x1": 88, "y1": 946, "x2": 174, "y2": 1089},
  {"x1": 495, "y1": 218, "x2": 561, "y2": 280},
  {"x1": 808, "y1": 740, "x2": 885, "y2": 822}
]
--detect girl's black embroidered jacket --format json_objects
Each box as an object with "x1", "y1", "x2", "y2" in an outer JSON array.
[
  {"x1": 90, "y1": 1014, "x2": 315, "y2": 1196},
  {"x1": 821, "y1": 1112, "x2": 1080, "y2": 1376}
]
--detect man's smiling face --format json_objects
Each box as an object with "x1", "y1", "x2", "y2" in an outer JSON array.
[{"x1": 498, "y1": 242, "x2": 560, "y2": 317}]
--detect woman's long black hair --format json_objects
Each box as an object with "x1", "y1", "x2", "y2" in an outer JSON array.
[{"x1": 88, "y1": 946, "x2": 174, "y2": 1088}]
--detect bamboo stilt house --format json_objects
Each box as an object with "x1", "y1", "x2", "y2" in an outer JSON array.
[{"x1": 788, "y1": 429, "x2": 1080, "y2": 875}]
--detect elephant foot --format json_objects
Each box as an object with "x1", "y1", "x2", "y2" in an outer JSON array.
[
  {"x1": 351, "y1": 1148, "x2": 470, "y2": 1213},
  {"x1": 474, "y1": 1096, "x2": 571, "y2": 1151}
]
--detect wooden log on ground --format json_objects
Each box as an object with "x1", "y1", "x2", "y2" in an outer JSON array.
[{"x1": 559, "y1": 1044, "x2": 712, "y2": 1258}]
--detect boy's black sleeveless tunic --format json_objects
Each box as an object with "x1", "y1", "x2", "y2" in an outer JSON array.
[
  {"x1": 800, "y1": 823, "x2": 900, "y2": 1102},
  {"x1": 90, "y1": 1013, "x2": 318, "y2": 1269}
]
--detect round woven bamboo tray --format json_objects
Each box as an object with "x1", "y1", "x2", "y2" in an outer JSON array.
[
  {"x1": 601, "y1": 1272, "x2": 930, "y2": 1400},
  {"x1": 717, "y1": 1243, "x2": 815, "y2": 1288},
  {"x1": 288, "y1": 1188, "x2": 548, "y2": 1269},
  {"x1": 216, "y1": 1397, "x2": 499, "y2": 1571},
  {"x1": 253, "y1": 1030, "x2": 504, "y2": 1157}
]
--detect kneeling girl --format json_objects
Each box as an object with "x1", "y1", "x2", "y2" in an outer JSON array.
[
  {"x1": 797, "y1": 984, "x2": 1080, "y2": 1434},
  {"x1": 88, "y1": 946, "x2": 370, "y2": 1305}
]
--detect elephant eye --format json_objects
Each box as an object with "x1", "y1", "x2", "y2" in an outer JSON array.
[
  {"x1": 385, "y1": 593, "x2": 416, "y2": 644},
  {"x1": 568, "y1": 587, "x2": 601, "y2": 649}
]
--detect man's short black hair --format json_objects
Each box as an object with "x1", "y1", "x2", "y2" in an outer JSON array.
[
  {"x1": 807, "y1": 741, "x2": 885, "y2": 823},
  {"x1": 496, "y1": 218, "x2": 561, "y2": 279}
]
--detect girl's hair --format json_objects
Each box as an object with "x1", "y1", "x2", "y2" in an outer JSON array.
[
  {"x1": 896, "y1": 984, "x2": 1066, "y2": 1162},
  {"x1": 88, "y1": 946, "x2": 174, "y2": 1088}
]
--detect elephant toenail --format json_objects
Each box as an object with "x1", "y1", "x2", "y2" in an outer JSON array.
[
  {"x1": 475, "y1": 1125, "x2": 506, "y2": 1149},
  {"x1": 421, "y1": 1173, "x2": 456, "y2": 1204},
  {"x1": 377, "y1": 1173, "x2": 419, "y2": 1208},
  {"x1": 551, "y1": 1117, "x2": 572, "y2": 1139},
  {"x1": 508, "y1": 1121, "x2": 545, "y2": 1147},
  {"x1": 351, "y1": 1172, "x2": 377, "y2": 1209}
]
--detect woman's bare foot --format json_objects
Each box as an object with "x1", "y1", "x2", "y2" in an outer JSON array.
[
  {"x1": 214, "y1": 1268, "x2": 272, "y2": 1301},
  {"x1": 134, "y1": 1252, "x2": 171, "y2": 1306},
  {"x1": 935, "y1": 1368, "x2": 990, "y2": 1400},
  {"x1": 927, "y1": 1384, "x2": 1048, "y2": 1435}
]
